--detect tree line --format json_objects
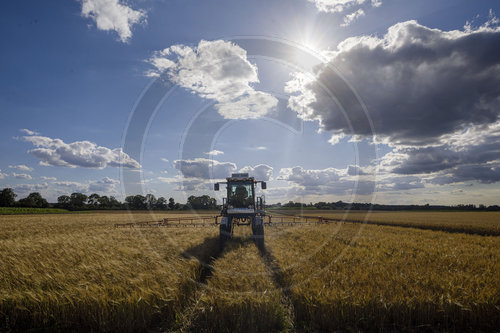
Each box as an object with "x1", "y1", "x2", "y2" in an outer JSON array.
[
  {"x1": 0, "y1": 188, "x2": 219, "y2": 211},
  {"x1": 2, "y1": 187, "x2": 498, "y2": 212},
  {"x1": 271, "y1": 200, "x2": 500, "y2": 211}
]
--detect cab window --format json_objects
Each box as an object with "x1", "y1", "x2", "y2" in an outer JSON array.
[{"x1": 228, "y1": 183, "x2": 253, "y2": 208}]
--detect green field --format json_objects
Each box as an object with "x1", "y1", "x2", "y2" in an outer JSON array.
[
  {"x1": 0, "y1": 207, "x2": 73, "y2": 215},
  {"x1": 0, "y1": 211, "x2": 498, "y2": 331}
]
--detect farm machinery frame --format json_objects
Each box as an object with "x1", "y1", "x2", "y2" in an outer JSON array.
[
  {"x1": 114, "y1": 173, "x2": 340, "y2": 248},
  {"x1": 214, "y1": 173, "x2": 267, "y2": 248}
]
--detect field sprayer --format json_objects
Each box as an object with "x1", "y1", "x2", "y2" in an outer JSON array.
[
  {"x1": 114, "y1": 173, "x2": 346, "y2": 247},
  {"x1": 213, "y1": 173, "x2": 267, "y2": 248}
]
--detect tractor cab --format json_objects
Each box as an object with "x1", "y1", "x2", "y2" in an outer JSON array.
[
  {"x1": 214, "y1": 173, "x2": 266, "y2": 248},
  {"x1": 227, "y1": 180, "x2": 254, "y2": 212}
]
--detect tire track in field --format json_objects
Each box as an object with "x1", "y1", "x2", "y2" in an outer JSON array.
[
  {"x1": 175, "y1": 235, "x2": 256, "y2": 332},
  {"x1": 174, "y1": 235, "x2": 223, "y2": 332},
  {"x1": 258, "y1": 245, "x2": 297, "y2": 332}
]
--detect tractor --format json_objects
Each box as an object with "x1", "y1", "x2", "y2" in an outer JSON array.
[{"x1": 214, "y1": 173, "x2": 266, "y2": 248}]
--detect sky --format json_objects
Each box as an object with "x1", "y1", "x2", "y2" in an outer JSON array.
[{"x1": 1, "y1": 0, "x2": 500, "y2": 206}]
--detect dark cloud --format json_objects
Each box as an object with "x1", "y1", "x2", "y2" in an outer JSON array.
[
  {"x1": 428, "y1": 163, "x2": 500, "y2": 185},
  {"x1": 287, "y1": 20, "x2": 500, "y2": 146},
  {"x1": 384, "y1": 130, "x2": 500, "y2": 183},
  {"x1": 391, "y1": 146, "x2": 462, "y2": 174},
  {"x1": 286, "y1": 19, "x2": 500, "y2": 186}
]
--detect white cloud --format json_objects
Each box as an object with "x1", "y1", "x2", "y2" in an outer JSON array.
[
  {"x1": 158, "y1": 175, "x2": 211, "y2": 191},
  {"x1": 277, "y1": 165, "x2": 376, "y2": 198},
  {"x1": 12, "y1": 173, "x2": 32, "y2": 180},
  {"x1": 248, "y1": 146, "x2": 268, "y2": 151},
  {"x1": 215, "y1": 91, "x2": 277, "y2": 119},
  {"x1": 9, "y1": 165, "x2": 34, "y2": 172},
  {"x1": 13, "y1": 183, "x2": 49, "y2": 194},
  {"x1": 81, "y1": 0, "x2": 146, "y2": 43},
  {"x1": 54, "y1": 177, "x2": 120, "y2": 194},
  {"x1": 41, "y1": 176, "x2": 57, "y2": 181},
  {"x1": 0, "y1": 170, "x2": 6, "y2": 179},
  {"x1": 160, "y1": 158, "x2": 169, "y2": 163},
  {"x1": 156, "y1": 158, "x2": 275, "y2": 192},
  {"x1": 377, "y1": 175, "x2": 425, "y2": 191},
  {"x1": 23, "y1": 135, "x2": 140, "y2": 169},
  {"x1": 88, "y1": 177, "x2": 120, "y2": 193},
  {"x1": 53, "y1": 181, "x2": 89, "y2": 193},
  {"x1": 307, "y1": 0, "x2": 380, "y2": 26},
  {"x1": 347, "y1": 164, "x2": 367, "y2": 176},
  {"x1": 165, "y1": 159, "x2": 273, "y2": 191},
  {"x1": 279, "y1": 166, "x2": 343, "y2": 187},
  {"x1": 20, "y1": 129, "x2": 39, "y2": 136},
  {"x1": 276, "y1": 165, "x2": 426, "y2": 198},
  {"x1": 328, "y1": 133, "x2": 346, "y2": 145},
  {"x1": 8, "y1": 178, "x2": 120, "y2": 201},
  {"x1": 173, "y1": 158, "x2": 237, "y2": 180},
  {"x1": 204, "y1": 150, "x2": 224, "y2": 156},
  {"x1": 341, "y1": 8, "x2": 365, "y2": 27},
  {"x1": 239, "y1": 164, "x2": 273, "y2": 181},
  {"x1": 308, "y1": 0, "x2": 368, "y2": 13},
  {"x1": 147, "y1": 40, "x2": 278, "y2": 119},
  {"x1": 285, "y1": 72, "x2": 317, "y2": 120}
]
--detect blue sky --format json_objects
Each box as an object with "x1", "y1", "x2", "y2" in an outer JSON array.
[{"x1": 1, "y1": 0, "x2": 500, "y2": 205}]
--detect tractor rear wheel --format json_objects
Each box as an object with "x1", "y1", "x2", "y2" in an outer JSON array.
[
  {"x1": 253, "y1": 223, "x2": 264, "y2": 250},
  {"x1": 219, "y1": 223, "x2": 230, "y2": 249}
]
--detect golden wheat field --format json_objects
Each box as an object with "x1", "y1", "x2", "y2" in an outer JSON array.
[
  {"x1": 273, "y1": 210, "x2": 500, "y2": 235},
  {"x1": 0, "y1": 211, "x2": 499, "y2": 332}
]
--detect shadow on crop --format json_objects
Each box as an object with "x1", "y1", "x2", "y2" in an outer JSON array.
[
  {"x1": 181, "y1": 234, "x2": 255, "y2": 284},
  {"x1": 258, "y1": 243, "x2": 297, "y2": 331}
]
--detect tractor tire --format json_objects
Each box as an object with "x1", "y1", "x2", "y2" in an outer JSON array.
[
  {"x1": 219, "y1": 217, "x2": 232, "y2": 249},
  {"x1": 253, "y1": 223, "x2": 264, "y2": 250},
  {"x1": 219, "y1": 223, "x2": 229, "y2": 249}
]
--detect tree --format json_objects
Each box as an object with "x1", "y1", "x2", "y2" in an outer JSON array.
[
  {"x1": 97, "y1": 195, "x2": 110, "y2": 209},
  {"x1": 70, "y1": 193, "x2": 88, "y2": 210},
  {"x1": 108, "y1": 196, "x2": 121, "y2": 209},
  {"x1": 87, "y1": 193, "x2": 100, "y2": 209},
  {"x1": 168, "y1": 197, "x2": 175, "y2": 210},
  {"x1": 57, "y1": 195, "x2": 71, "y2": 209},
  {"x1": 156, "y1": 197, "x2": 167, "y2": 210},
  {"x1": 18, "y1": 192, "x2": 49, "y2": 208},
  {"x1": 125, "y1": 195, "x2": 147, "y2": 210},
  {"x1": 0, "y1": 188, "x2": 16, "y2": 207},
  {"x1": 187, "y1": 195, "x2": 217, "y2": 210},
  {"x1": 125, "y1": 196, "x2": 134, "y2": 209},
  {"x1": 145, "y1": 194, "x2": 157, "y2": 210}
]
